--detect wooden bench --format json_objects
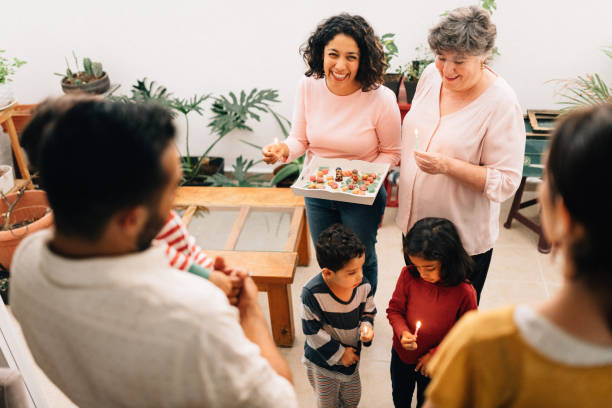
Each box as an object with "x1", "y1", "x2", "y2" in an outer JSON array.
[{"x1": 174, "y1": 187, "x2": 310, "y2": 346}]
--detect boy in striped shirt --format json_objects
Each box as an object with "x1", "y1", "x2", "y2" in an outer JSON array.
[
  {"x1": 154, "y1": 210, "x2": 237, "y2": 300},
  {"x1": 301, "y1": 224, "x2": 376, "y2": 408}
]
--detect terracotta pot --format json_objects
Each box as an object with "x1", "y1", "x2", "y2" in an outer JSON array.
[
  {"x1": 383, "y1": 73, "x2": 404, "y2": 100},
  {"x1": 61, "y1": 72, "x2": 110, "y2": 95},
  {"x1": 0, "y1": 190, "x2": 53, "y2": 269},
  {"x1": 0, "y1": 104, "x2": 36, "y2": 136}
]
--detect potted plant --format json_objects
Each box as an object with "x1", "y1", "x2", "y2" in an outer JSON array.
[
  {"x1": 402, "y1": 45, "x2": 434, "y2": 103},
  {"x1": 554, "y1": 46, "x2": 611, "y2": 110},
  {"x1": 55, "y1": 52, "x2": 110, "y2": 95},
  {"x1": 194, "y1": 88, "x2": 290, "y2": 186},
  {"x1": 0, "y1": 187, "x2": 53, "y2": 270},
  {"x1": 0, "y1": 50, "x2": 26, "y2": 108},
  {"x1": 380, "y1": 33, "x2": 405, "y2": 99}
]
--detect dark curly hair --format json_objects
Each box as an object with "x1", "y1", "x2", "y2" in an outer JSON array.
[
  {"x1": 315, "y1": 224, "x2": 365, "y2": 272},
  {"x1": 301, "y1": 13, "x2": 386, "y2": 92}
]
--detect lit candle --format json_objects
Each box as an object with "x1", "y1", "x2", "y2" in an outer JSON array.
[
  {"x1": 414, "y1": 320, "x2": 422, "y2": 337},
  {"x1": 361, "y1": 324, "x2": 369, "y2": 337},
  {"x1": 414, "y1": 128, "x2": 419, "y2": 150}
]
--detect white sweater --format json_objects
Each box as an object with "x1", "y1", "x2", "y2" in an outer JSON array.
[{"x1": 11, "y1": 230, "x2": 297, "y2": 408}]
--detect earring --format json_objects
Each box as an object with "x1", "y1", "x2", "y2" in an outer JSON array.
[{"x1": 480, "y1": 60, "x2": 485, "y2": 70}]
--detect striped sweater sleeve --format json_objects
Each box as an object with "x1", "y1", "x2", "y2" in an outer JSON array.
[
  {"x1": 154, "y1": 210, "x2": 214, "y2": 271},
  {"x1": 301, "y1": 287, "x2": 346, "y2": 367},
  {"x1": 360, "y1": 282, "x2": 376, "y2": 347}
]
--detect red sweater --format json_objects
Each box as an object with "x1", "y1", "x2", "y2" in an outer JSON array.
[{"x1": 386, "y1": 266, "x2": 477, "y2": 364}]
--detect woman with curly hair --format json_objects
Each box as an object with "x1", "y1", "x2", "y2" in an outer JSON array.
[{"x1": 262, "y1": 14, "x2": 401, "y2": 294}]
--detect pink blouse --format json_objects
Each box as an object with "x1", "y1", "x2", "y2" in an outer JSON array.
[
  {"x1": 396, "y1": 64, "x2": 525, "y2": 255},
  {"x1": 284, "y1": 76, "x2": 401, "y2": 166}
]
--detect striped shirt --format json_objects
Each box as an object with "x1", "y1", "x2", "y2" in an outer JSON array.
[
  {"x1": 301, "y1": 273, "x2": 376, "y2": 376},
  {"x1": 153, "y1": 210, "x2": 214, "y2": 271}
]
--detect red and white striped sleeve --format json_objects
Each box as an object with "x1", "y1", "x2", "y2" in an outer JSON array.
[{"x1": 154, "y1": 210, "x2": 214, "y2": 271}]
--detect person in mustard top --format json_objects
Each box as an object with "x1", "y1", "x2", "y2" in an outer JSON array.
[{"x1": 423, "y1": 104, "x2": 612, "y2": 408}]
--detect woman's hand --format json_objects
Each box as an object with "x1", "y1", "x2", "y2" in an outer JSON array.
[
  {"x1": 414, "y1": 151, "x2": 449, "y2": 175},
  {"x1": 415, "y1": 351, "x2": 433, "y2": 377},
  {"x1": 400, "y1": 331, "x2": 418, "y2": 350},
  {"x1": 261, "y1": 142, "x2": 289, "y2": 165}
]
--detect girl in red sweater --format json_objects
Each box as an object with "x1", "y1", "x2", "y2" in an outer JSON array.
[{"x1": 387, "y1": 217, "x2": 477, "y2": 407}]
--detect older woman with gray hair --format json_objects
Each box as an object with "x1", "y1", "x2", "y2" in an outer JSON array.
[{"x1": 396, "y1": 5, "x2": 525, "y2": 303}]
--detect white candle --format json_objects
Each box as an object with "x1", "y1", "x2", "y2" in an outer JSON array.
[
  {"x1": 414, "y1": 128, "x2": 419, "y2": 150},
  {"x1": 414, "y1": 320, "x2": 422, "y2": 337}
]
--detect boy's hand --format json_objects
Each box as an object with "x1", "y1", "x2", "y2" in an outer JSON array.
[
  {"x1": 340, "y1": 347, "x2": 360, "y2": 367},
  {"x1": 415, "y1": 351, "x2": 433, "y2": 377},
  {"x1": 209, "y1": 270, "x2": 233, "y2": 296},
  {"x1": 360, "y1": 324, "x2": 374, "y2": 343},
  {"x1": 400, "y1": 331, "x2": 417, "y2": 350}
]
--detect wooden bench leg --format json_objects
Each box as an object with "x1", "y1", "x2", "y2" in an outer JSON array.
[
  {"x1": 267, "y1": 284, "x2": 295, "y2": 347},
  {"x1": 297, "y1": 209, "x2": 310, "y2": 266},
  {"x1": 504, "y1": 176, "x2": 526, "y2": 229}
]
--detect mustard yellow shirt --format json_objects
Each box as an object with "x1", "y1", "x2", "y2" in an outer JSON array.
[{"x1": 426, "y1": 306, "x2": 612, "y2": 408}]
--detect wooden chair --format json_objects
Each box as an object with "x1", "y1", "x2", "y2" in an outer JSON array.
[{"x1": 504, "y1": 137, "x2": 551, "y2": 253}]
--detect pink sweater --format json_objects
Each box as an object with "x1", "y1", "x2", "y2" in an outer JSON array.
[
  {"x1": 284, "y1": 76, "x2": 401, "y2": 166},
  {"x1": 396, "y1": 65, "x2": 525, "y2": 255}
]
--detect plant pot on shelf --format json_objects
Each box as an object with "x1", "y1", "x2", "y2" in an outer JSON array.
[
  {"x1": 61, "y1": 72, "x2": 110, "y2": 95},
  {"x1": 272, "y1": 163, "x2": 299, "y2": 188},
  {"x1": 403, "y1": 79, "x2": 418, "y2": 104},
  {"x1": 1, "y1": 104, "x2": 36, "y2": 135},
  {"x1": 382, "y1": 73, "x2": 404, "y2": 100},
  {"x1": 0, "y1": 83, "x2": 15, "y2": 108},
  {"x1": 180, "y1": 156, "x2": 225, "y2": 186},
  {"x1": 0, "y1": 190, "x2": 53, "y2": 270}
]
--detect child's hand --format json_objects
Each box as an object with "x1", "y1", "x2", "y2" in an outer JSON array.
[
  {"x1": 400, "y1": 331, "x2": 417, "y2": 350},
  {"x1": 340, "y1": 347, "x2": 360, "y2": 367},
  {"x1": 360, "y1": 324, "x2": 374, "y2": 343},
  {"x1": 209, "y1": 270, "x2": 233, "y2": 296},
  {"x1": 415, "y1": 351, "x2": 433, "y2": 377}
]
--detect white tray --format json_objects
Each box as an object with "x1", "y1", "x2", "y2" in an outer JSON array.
[{"x1": 291, "y1": 156, "x2": 390, "y2": 205}]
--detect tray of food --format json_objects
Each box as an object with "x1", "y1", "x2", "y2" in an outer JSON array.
[{"x1": 290, "y1": 156, "x2": 390, "y2": 205}]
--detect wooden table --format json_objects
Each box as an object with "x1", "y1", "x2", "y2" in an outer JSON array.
[
  {"x1": 0, "y1": 103, "x2": 32, "y2": 193},
  {"x1": 174, "y1": 187, "x2": 310, "y2": 346}
]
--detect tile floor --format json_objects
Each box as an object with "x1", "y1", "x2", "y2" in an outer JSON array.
[{"x1": 12, "y1": 187, "x2": 563, "y2": 407}]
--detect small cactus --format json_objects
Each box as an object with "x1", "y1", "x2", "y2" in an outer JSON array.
[
  {"x1": 66, "y1": 68, "x2": 73, "y2": 78},
  {"x1": 83, "y1": 58, "x2": 93, "y2": 76},
  {"x1": 91, "y1": 62, "x2": 103, "y2": 78},
  {"x1": 75, "y1": 79, "x2": 82, "y2": 86}
]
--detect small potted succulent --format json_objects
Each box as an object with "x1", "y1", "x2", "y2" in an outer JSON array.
[
  {"x1": 55, "y1": 52, "x2": 110, "y2": 95},
  {"x1": 0, "y1": 50, "x2": 27, "y2": 108}
]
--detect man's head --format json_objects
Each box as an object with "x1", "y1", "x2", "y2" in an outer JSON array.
[
  {"x1": 21, "y1": 97, "x2": 179, "y2": 251},
  {"x1": 315, "y1": 224, "x2": 366, "y2": 290}
]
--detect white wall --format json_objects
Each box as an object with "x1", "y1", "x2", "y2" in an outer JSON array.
[{"x1": 3, "y1": 0, "x2": 611, "y2": 172}]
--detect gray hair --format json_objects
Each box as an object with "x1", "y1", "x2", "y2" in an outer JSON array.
[{"x1": 428, "y1": 5, "x2": 496, "y2": 57}]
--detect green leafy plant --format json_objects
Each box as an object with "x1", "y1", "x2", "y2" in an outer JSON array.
[
  {"x1": 380, "y1": 33, "x2": 402, "y2": 74},
  {"x1": 54, "y1": 51, "x2": 105, "y2": 86},
  {"x1": 556, "y1": 47, "x2": 612, "y2": 111},
  {"x1": 0, "y1": 50, "x2": 26, "y2": 84},
  {"x1": 207, "y1": 155, "x2": 268, "y2": 187},
  {"x1": 403, "y1": 44, "x2": 435, "y2": 82}
]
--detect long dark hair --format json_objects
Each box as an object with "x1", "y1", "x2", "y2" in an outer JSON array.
[
  {"x1": 403, "y1": 217, "x2": 474, "y2": 286},
  {"x1": 546, "y1": 103, "x2": 612, "y2": 332},
  {"x1": 301, "y1": 13, "x2": 386, "y2": 92}
]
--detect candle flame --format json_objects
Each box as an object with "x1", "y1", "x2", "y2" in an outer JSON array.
[
  {"x1": 416, "y1": 321, "x2": 421, "y2": 329},
  {"x1": 273, "y1": 137, "x2": 279, "y2": 145},
  {"x1": 414, "y1": 128, "x2": 419, "y2": 137}
]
